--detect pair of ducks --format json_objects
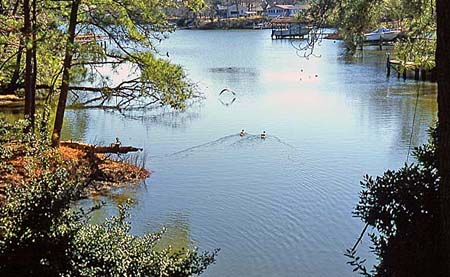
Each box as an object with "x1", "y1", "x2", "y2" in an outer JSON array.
[{"x1": 240, "y1": 130, "x2": 266, "y2": 139}]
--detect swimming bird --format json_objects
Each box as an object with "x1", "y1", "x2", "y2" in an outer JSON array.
[
  {"x1": 261, "y1": 131, "x2": 266, "y2": 139},
  {"x1": 240, "y1": 129, "x2": 246, "y2": 137},
  {"x1": 219, "y1": 88, "x2": 236, "y2": 96}
]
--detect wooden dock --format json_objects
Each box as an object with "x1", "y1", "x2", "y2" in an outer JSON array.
[
  {"x1": 270, "y1": 17, "x2": 310, "y2": 39},
  {"x1": 386, "y1": 55, "x2": 436, "y2": 82}
]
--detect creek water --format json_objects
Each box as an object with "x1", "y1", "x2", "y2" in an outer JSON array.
[{"x1": 62, "y1": 30, "x2": 437, "y2": 276}]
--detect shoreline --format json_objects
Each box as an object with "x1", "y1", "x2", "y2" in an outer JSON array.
[
  {"x1": 0, "y1": 142, "x2": 150, "y2": 201},
  {"x1": 174, "y1": 17, "x2": 270, "y2": 30}
]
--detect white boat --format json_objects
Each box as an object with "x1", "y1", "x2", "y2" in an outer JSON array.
[{"x1": 364, "y1": 27, "x2": 401, "y2": 42}]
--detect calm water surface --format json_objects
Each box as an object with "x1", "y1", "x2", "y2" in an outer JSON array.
[{"x1": 68, "y1": 30, "x2": 437, "y2": 276}]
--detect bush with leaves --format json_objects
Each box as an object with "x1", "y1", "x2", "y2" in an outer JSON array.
[
  {"x1": 347, "y1": 128, "x2": 440, "y2": 276},
  {"x1": 0, "y1": 169, "x2": 84, "y2": 275},
  {"x1": 0, "y1": 121, "x2": 218, "y2": 276},
  {"x1": 66, "y1": 204, "x2": 217, "y2": 276}
]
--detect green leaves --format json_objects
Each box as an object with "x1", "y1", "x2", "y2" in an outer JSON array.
[
  {"x1": 67, "y1": 203, "x2": 218, "y2": 276},
  {"x1": 392, "y1": 0, "x2": 436, "y2": 69},
  {"x1": 334, "y1": 0, "x2": 380, "y2": 51}
]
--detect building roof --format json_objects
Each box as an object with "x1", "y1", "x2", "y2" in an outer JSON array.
[
  {"x1": 217, "y1": 4, "x2": 247, "y2": 12},
  {"x1": 272, "y1": 4, "x2": 309, "y2": 10}
]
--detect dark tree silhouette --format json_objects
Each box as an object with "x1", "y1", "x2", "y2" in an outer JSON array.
[{"x1": 436, "y1": 0, "x2": 450, "y2": 274}]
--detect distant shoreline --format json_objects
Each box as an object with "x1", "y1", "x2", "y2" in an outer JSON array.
[{"x1": 173, "y1": 16, "x2": 271, "y2": 31}]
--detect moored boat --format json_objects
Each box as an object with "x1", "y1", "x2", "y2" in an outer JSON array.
[{"x1": 364, "y1": 27, "x2": 401, "y2": 42}]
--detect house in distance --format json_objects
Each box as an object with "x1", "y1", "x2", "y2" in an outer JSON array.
[{"x1": 266, "y1": 4, "x2": 309, "y2": 17}]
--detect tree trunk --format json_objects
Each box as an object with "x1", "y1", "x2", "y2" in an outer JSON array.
[
  {"x1": 51, "y1": 0, "x2": 80, "y2": 147},
  {"x1": 31, "y1": 0, "x2": 37, "y2": 127},
  {"x1": 23, "y1": 0, "x2": 34, "y2": 131},
  {"x1": 436, "y1": 0, "x2": 450, "y2": 275},
  {"x1": 7, "y1": 42, "x2": 24, "y2": 93}
]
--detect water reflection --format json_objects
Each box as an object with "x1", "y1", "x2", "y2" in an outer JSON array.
[
  {"x1": 61, "y1": 109, "x2": 90, "y2": 141},
  {"x1": 117, "y1": 109, "x2": 202, "y2": 129},
  {"x1": 154, "y1": 213, "x2": 193, "y2": 252},
  {"x1": 76, "y1": 182, "x2": 144, "y2": 225}
]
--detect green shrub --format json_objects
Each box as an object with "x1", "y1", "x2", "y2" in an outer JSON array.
[
  {"x1": 67, "y1": 204, "x2": 217, "y2": 276},
  {"x1": 347, "y1": 128, "x2": 440, "y2": 276}
]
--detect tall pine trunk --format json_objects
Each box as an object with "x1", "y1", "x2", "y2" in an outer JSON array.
[
  {"x1": 31, "y1": 0, "x2": 37, "y2": 127},
  {"x1": 436, "y1": 0, "x2": 450, "y2": 274},
  {"x1": 23, "y1": 0, "x2": 34, "y2": 131},
  {"x1": 51, "y1": 0, "x2": 80, "y2": 147}
]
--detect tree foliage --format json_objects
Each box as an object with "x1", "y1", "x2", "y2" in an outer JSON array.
[
  {"x1": 334, "y1": 0, "x2": 379, "y2": 51},
  {"x1": 346, "y1": 128, "x2": 440, "y2": 276},
  {"x1": 393, "y1": 0, "x2": 436, "y2": 70}
]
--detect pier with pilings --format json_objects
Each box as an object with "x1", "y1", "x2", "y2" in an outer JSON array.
[{"x1": 386, "y1": 54, "x2": 436, "y2": 82}]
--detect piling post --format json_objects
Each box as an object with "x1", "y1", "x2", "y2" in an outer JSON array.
[
  {"x1": 386, "y1": 54, "x2": 391, "y2": 77},
  {"x1": 403, "y1": 68, "x2": 407, "y2": 81},
  {"x1": 414, "y1": 67, "x2": 419, "y2": 81}
]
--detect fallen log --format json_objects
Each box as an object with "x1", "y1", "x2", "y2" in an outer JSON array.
[
  {"x1": 0, "y1": 94, "x2": 46, "y2": 108},
  {"x1": 0, "y1": 94, "x2": 22, "y2": 101},
  {"x1": 60, "y1": 141, "x2": 143, "y2": 154},
  {"x1": 0, "y1": 101, "x2": 25, "y2": 108}
]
